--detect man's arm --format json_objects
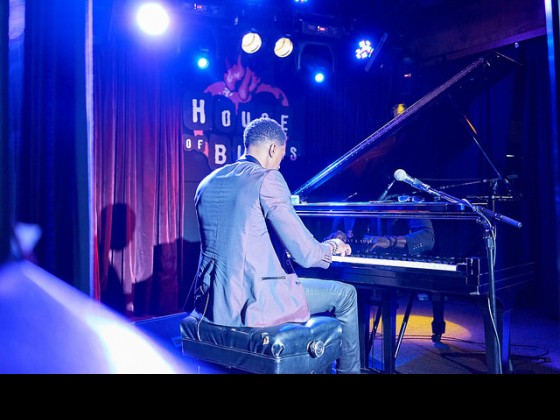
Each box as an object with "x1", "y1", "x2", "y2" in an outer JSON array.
[
  {"x1": 363, "y1": 218, "x2": 435, "y2": 254},
  {"x1": 259, "y1": 170, "x2": 350, "y2": 268}
]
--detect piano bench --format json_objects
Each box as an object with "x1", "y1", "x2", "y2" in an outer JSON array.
[{"x1": 180, "y1": 314, "x2": 342, "y2": 374}]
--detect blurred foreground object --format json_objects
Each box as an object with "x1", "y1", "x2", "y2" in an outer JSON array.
[{"x1": 0, "y1": 261, "x2": 193, "y2": 374}]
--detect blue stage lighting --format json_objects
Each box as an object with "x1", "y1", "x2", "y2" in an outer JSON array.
[
  {"x1": 136, "y1": 2, "x2": 170, "y2": 36},
  {"x1": 355, "y1": 39, "x2": 374, "y2": 60},
  {"x1": 196, "y1": 56, "x2": 209, "y2": 70},
  {"x1": 313, "y1": 71, "x2": 326, "y2": 83},
  {"x1": 298, "y1": 42, "x2": 334, "y2": 85}
]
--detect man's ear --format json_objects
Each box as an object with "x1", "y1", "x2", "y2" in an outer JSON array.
[{"x1": 268, "y1": 143, "x2": 276, "y2": 158}]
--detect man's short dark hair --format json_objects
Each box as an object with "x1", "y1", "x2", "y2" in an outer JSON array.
[{"x1": 243, "y1": 117, "x2": 287, "y2": 148}]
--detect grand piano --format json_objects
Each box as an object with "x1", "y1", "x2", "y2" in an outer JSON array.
[{"x1": 292, "y1": 51, "x2": 534, "y2": 374}]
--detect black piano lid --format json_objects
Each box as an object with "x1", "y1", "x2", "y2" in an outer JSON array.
[{"x1": 293, "y1": 51, "x2": 521, "y2": 204}]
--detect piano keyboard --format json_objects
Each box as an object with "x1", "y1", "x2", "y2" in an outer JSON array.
[{"x1": 331, "y1": 254, "x2": 460, "y2": 272}]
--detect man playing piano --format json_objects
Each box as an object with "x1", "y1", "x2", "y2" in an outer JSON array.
[{"x1": 189, "y1": 117, "x2": 362, "y2": 374}]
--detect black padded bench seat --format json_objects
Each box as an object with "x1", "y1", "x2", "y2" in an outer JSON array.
[{"x1": 180, "y1": 313, "x2": 342, "y2": 374}]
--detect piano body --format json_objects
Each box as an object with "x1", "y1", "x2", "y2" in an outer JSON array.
[{"x1": 292, "y1": 52, "x2": 534, "y2": 374}]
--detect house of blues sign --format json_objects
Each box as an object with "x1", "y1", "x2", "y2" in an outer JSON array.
[{"x1": 182, "y1": 56, "x2": 301, "y2": 170}]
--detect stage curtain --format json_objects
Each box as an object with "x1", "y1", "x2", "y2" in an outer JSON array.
[
  {"x1": 0, "y1": 1, "x2": 10, "y2": 263},
  {"x1": 93, "y1": 31, "x2": 186, "y2": 316},
  {"x1": 16, "y1": 1, "x2": 92, "y2": 294}
]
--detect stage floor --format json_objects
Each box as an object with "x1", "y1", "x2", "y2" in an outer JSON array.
[{"x1": 134, "y1": 294, "x2": 560, "y2": 375}]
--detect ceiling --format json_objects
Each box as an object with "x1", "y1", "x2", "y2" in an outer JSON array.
[
  {"x1": 97, "y1": 0, "x2": 546, "y2": 69},
  {"x1": 179, "y1": 0, "x2": 546, "y2": 64}
]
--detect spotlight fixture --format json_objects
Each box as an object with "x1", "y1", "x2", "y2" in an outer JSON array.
[
  {"x1": 196, "y1": 55, "x2": 209, "y2": 70},
  {"x1": 136, "y1": 2, "x2": 170, "y2": 36},
  {"x1": 241, "y1": 32, "x2": 262, "y2": 54},
  {"x1": 297, "y1": 41, "x2": 335, "y2": 81},
  {"x1": 274, "y1": 37, "x2": 293, "y2": 58},
  {"x1": 194, "y1": 47, "x2": 211, "y2": 70},
  {"x1": 355, "y1": 39, "x2": 374, "y2": 60},
  {"x1": 313, "y1": 71, "x2": 326, "y2": 84}
]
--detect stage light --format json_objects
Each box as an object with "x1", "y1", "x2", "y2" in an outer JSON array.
[
  {"x1": 313, "y1": 71, "x2": 326, "y2": 84},
  {"x1": 297, "y1": 42, "x2": 334, "y2": 84},
  {"x1": 196, "y1": 55, "x2": 210, "y2": 70},
  {"x1": 274, "y1": 37, "x2": 294, "y2": 58},
  {"x1": 355, "y1": 39, "x2": 374, "y2": 60},
  {"x1": 136, "y1": 2, "x2": 170, "y2": 36},
  {"x1": 194, "y1": 48, "x2": 211, "y2": 70},
  {"x1": 241, "y1": 32, "x2": 262, "y2": 54},
  {"x1": 308, "y1": 63, "x2": 330, "y2": 84}
]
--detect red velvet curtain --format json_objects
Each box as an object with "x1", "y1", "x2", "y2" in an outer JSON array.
[{"x1": 93, "y1": 35, "x2": 186, "y2": 317}]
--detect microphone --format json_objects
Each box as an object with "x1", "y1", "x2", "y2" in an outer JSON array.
[{"x1": 393, "y1": 169, "x2": 431, "y2": 192}]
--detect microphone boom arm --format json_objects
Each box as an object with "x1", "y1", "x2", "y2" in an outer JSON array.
[
  {"x1": 426, "y1": 185, "x2": 521, "y2": 228},
  {"x1": 394, "y1": 169, "x2": 522, "y2": 228}
]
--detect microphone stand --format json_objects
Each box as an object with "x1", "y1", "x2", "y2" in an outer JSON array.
[
  {"x1": 377, "y1": 180, "x2": 395, "y2": 201},
  {"x1": 405, "y1": 182, "x2": 522, "y2": 374}
]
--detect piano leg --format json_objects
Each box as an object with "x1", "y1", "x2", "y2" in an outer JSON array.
[
  {"x1": 358, "y1": 288, "x2": 398, "y2": 373},
  {"x1": 381, "y1": 289, "x2": 398, "y2": 373},
  {"x1": 394, "y1": 293, "x2": 415, "y2": 360},
  {"x1": 366, "y1": 302, "x2": 382, "y2": 366},
  {"x1": 431, "y1": 293, "x2": 446, "y2": 343},
  {"x1": 357, "y1": 290, "x2": 373, "y2": 370}
]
